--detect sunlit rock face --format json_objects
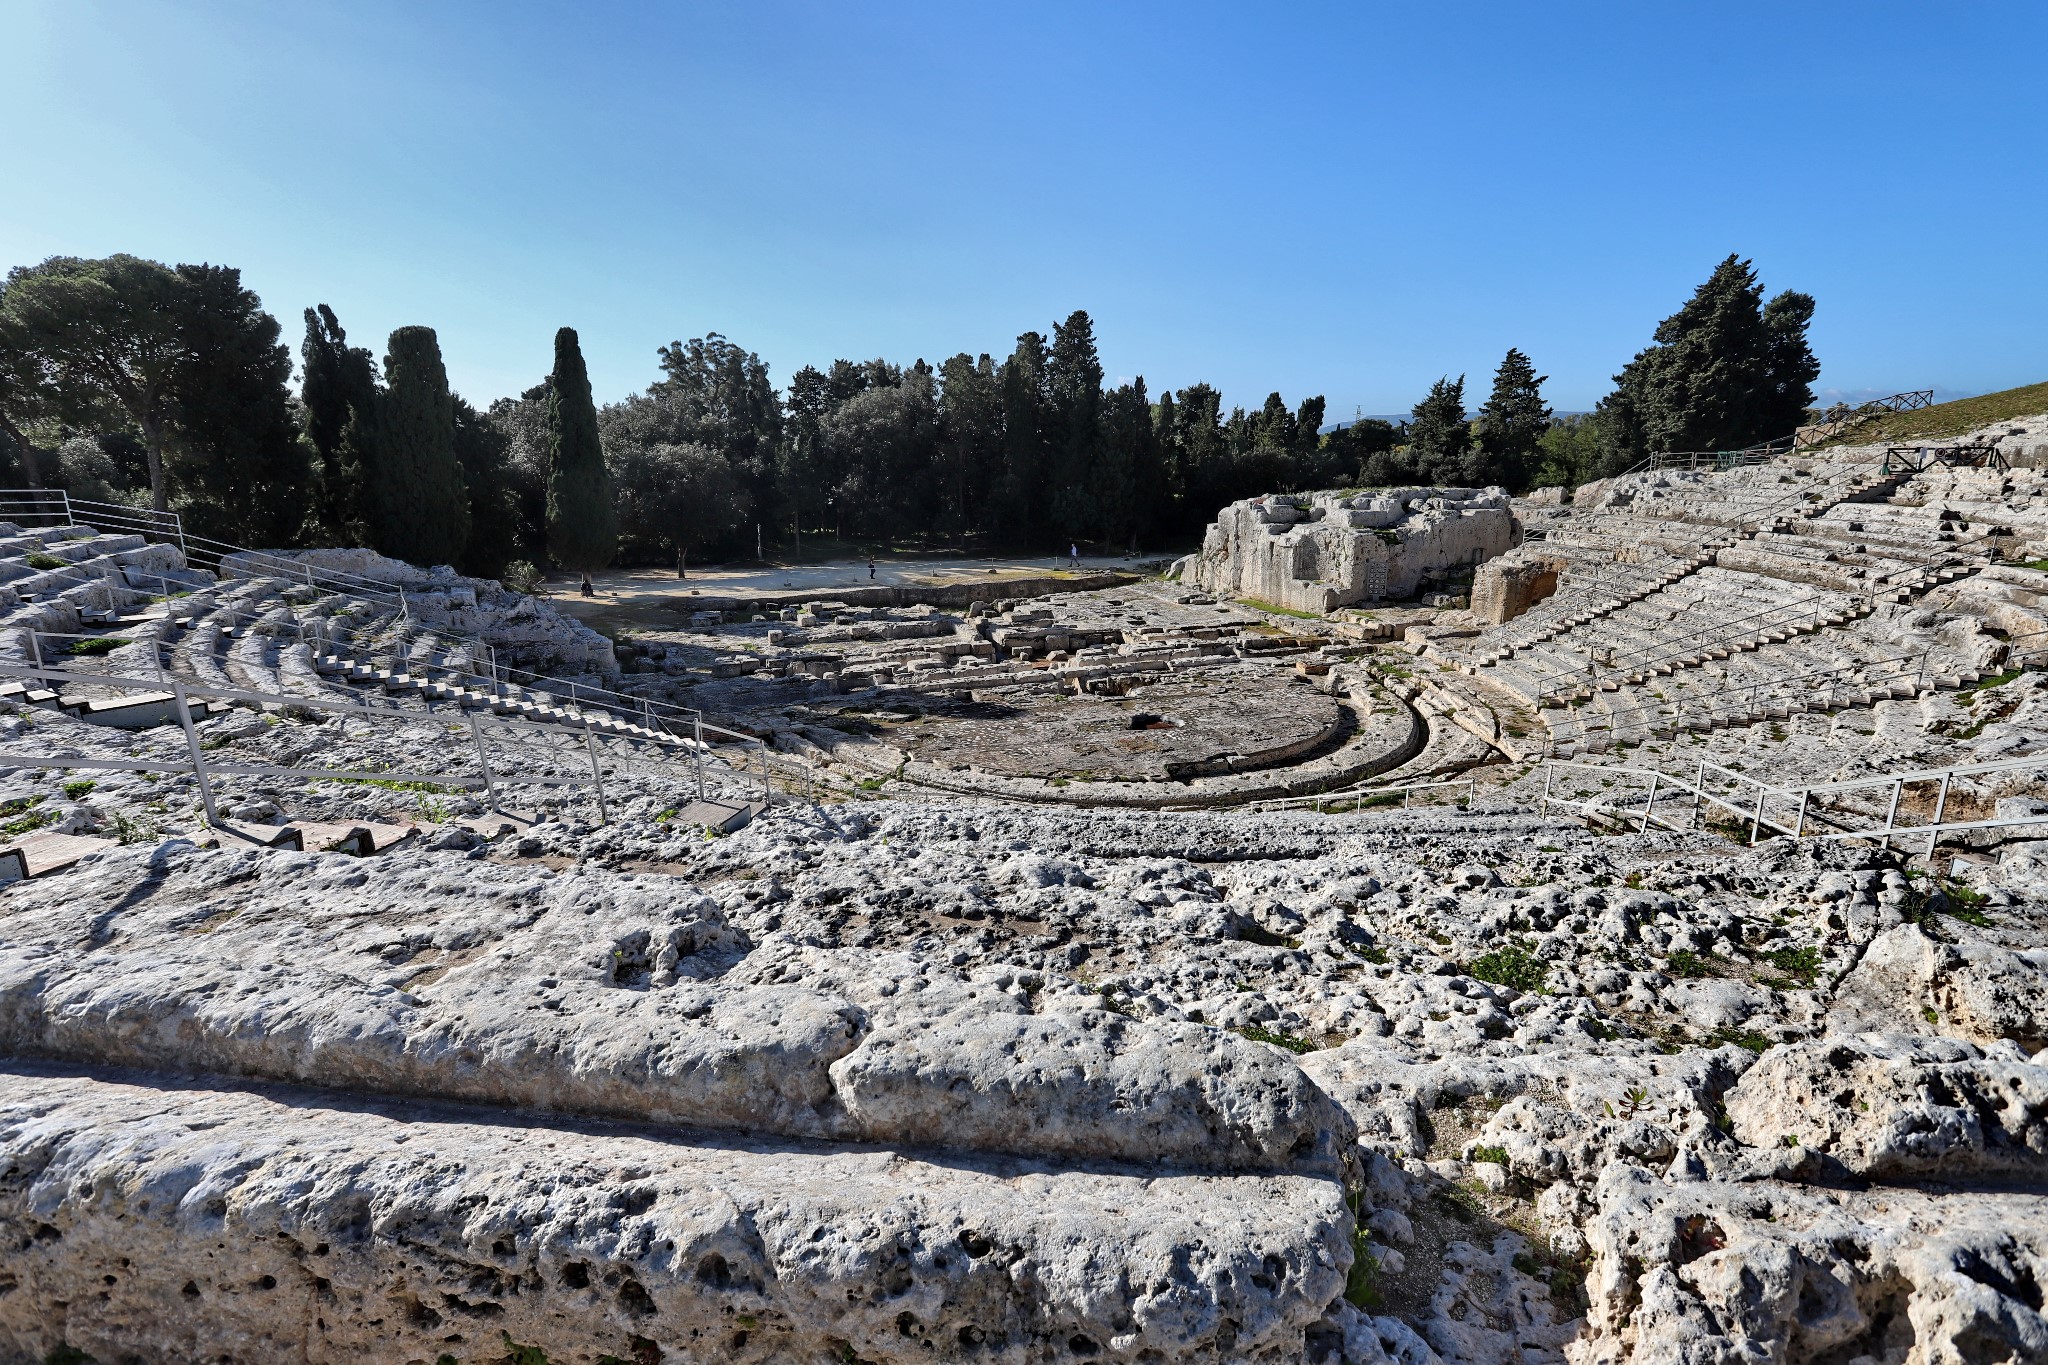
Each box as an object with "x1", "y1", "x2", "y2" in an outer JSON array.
[{"x1": 1180, "y1": 488, "x2": 1519, "y2": 613}]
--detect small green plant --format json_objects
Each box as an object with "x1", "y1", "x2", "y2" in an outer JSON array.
[
  {"x1": 62, "y1": 779, "x2": 95, "y2": 799},
  {"x1": 1235, "y1": 1024, "x2": 1318, "y2": 1054},
  {"x1": 1710, "y1": 1027, "x2": 1773, "y2": 1053},
  {"x1": 1763, "y1": 945, "x2": 1821, "y2": 986},
  {"x1": 1470, "y1": 1144, "x2": 1509, "y2": 1166},
  {"x1": 1604, "y1": 1085, "x2": 1651, "y2": 1121},
  {"x1": 1344, "y1": 1188, "x2": 1383, "y2": 1309},
  {"x1": 0, "y1": 794, "x2": 54, "y2": 838},
  {"x1": 26, "y1": 551, "x2": 67, "y2": 571},
  {"x1": 1665, "y1": 949, "x2": 1722, "y2": 979},
  {"x1": 1939, "y1": 880, "x2": 1993, "y2": 926},
  {"x1": 108, "y1": 811, "x2": 160, "y2": 845},
  {"x1": 351, "y1": 777, "x2": 456, "y2": 795},
  {"x1": 65, "y1": 636, "x2": 129, "y2": 657},
  {"x1": 1350, "y1": 942, "x2": 1389, "y2": 964},
  {"x1": 1465, "y1": 944, "x2": 1548, "y2": 993},
  {"x1": 501, "y1": 1336, "x2": 552, "y2": 1365},
  {"x1": 501, "y1": 560, "x2": 543, "y2": 595}
]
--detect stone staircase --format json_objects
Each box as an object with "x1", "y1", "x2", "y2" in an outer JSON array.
[{"x1": 0, "y1": 525, "x2": 679, "y2": 746}]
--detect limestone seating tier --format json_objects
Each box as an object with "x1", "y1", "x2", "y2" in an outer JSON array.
[
  {"x1": 0, "y1": 525, "x2": 679, "y2": 745},
  {"x1": 1539, "y1": 612, "x2": 2000, "y2": 756},
  {"x1": 0, "y1": 845, "x2": 1355, "y2": 1178}
]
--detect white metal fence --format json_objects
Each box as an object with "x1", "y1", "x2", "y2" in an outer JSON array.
[{"x1": 1539, "y1": 751, "x2": 2048, "y2": 857}]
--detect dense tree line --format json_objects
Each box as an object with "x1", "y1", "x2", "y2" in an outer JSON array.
[{"x1": 0, "y1": 252, "x2": 1820, "y2": 579}]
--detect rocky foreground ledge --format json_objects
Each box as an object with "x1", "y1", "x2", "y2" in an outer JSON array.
[{"x1": 1, "y1": 799, "x2": 2045, "y2": 1363}]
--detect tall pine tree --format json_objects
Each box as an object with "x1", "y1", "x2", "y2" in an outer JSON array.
[
  {"x1": 996, "y1": 332, "x2": 1048, "y2": 546},
  {"x1": 545, "y1": 326, "x2": 617, "y2": 593},
  {"x1": 1407, "y1": 375, "x2": 1470, "y2": 484},
  {"x1": 1470, "y1": 348, "x2": 1551, "y2": 492},
  {"x1": 300, "y1": 305, "x2": 378, "y2": 543},
  {"x1": 367, "y1": 326, "x2": 468, "y2": 566},
  {"x1": 1045, "y1": 310, "x2": 1105, "y2": 541},
  {"x1": 165, "y1": 263, "x2": 311, "y2": 545},
  {"x1": 1594, "y1": 255, "x2": 1819, "y2": 469}
]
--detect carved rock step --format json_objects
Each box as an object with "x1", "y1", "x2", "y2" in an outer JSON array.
[{"x1": 0, "y1": 1066, "x2": 1347, "y2": 1365}]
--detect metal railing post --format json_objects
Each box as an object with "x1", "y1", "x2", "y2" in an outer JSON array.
[
  {"x1": 470, "y1": 714, "x2": 499, "y2": 811},
  {"x1": 1792, "y1": 788, "x2": 1809, "y2": 839},
  {"x1": 1749, "y1": 780, "x2": 1767, "y2": 846},
  {"x1": 27, "y1": 630, "x2": 42, "y2": 677},
  {"x1": 582, "y1": 722, "x2": 608, "y2": 824},
  {"x1": 1640, "y1": 771, "x2": 1660, "y2": 832},
  {"x1": 1926, "y1": 771, "x2": 1951, "y2": 860},
  {"x1": 693, "y1": 714, "x2": 705, "y2": 801},
  {"x1": 1880, "y1": 779, "x2": 1903, "y2": 851},
  {"x1": 172, "y1": 681, "x2": 219, "y2": 825},
  {"x1": 1541, "y1": 762, "x2": 1554, "y2": 814}
]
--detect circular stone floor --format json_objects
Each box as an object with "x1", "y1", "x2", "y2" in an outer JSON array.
[{"x1": 871, "y1": 672, "x2": 1348, "y2": 782}]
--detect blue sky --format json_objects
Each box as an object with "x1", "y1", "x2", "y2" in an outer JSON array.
[{"x1": 5, "y1": 1, "x2": 2043, "y2": 416}]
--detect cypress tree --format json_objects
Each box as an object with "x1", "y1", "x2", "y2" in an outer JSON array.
[
  {"x1": 300, "y1": 305, "x2": 378, "y2": 542},
  {"x1": 996, "y1": 332, "x2": 1048, "y2": 546},
  {"x1": 545, "y1": 326, "x2": 616, "y2": 594},
  {"x1": 1407, "y1": 376, "x2": 1470, "y2": 484},
  {"x1": 1045, "y1": 310, "x2": 1104, "y2": 541},
  {"x1": 1471, "y1": 348, "x2": 1551, "y2": 492},
  {"x1": 367, "y1": 326, "x2": 468, "y2": 566},
  {"x1": 1595, "y1": 255, "x2": 1820, "y2": 467}
]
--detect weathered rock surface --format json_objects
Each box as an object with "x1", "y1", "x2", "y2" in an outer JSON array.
[
  {"x1": 0, "y1": 1066, "x2": 1347, "y2": 1365},
  {"x1": 1182, "y1": 488, "x2": 1517, "y2": 612},
  {"x1": 1572, "y1": 1165, "x2": 2048, "y2": 1365},
  {"x1": 1725, "y1": 1033, "x2": 2048, "y2": 1179},
  {"x1": 0, "y1": 843, "x2": 1352, "y2": 1175}
]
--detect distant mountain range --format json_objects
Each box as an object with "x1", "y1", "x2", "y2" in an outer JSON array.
[{"x1": 1813, "y1": 386, "x2": 1977, "y2": 408}]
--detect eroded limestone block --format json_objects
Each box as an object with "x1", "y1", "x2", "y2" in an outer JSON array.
[
  {"x1": 1572, "y1": 1165, "x2": 2048, "y2": 1365},
  {"x1": 1182, "y1": 489, "x2": 1517, "y2": 613},
  {"x1": 0, "y1": 1067, "x2": 1350, "y2": 1365},
  {"x1": 0, "y1": 843, "x2": 1346, "y2": 1174},
  {"x1": 1470, "y1": 553, "x2": 1566, "y2": 625},
  {"x1": 1724, "y1": 1033, "x2": 2048, "y2": 1179}
]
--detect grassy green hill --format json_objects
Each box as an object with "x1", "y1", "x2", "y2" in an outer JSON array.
[{"x1": 1828, "y1": 380, "x2": 2048, "y2": 446}]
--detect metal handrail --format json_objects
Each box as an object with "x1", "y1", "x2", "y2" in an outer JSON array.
[
  {"x1": 1540, "y1": 749, "x2": 2048, "y2": 857},
  {"x1": 0, "y1": 489, "x2": 716, "y2": 739},
  {"x1": 0, "y1": 657, "x2": 817, "y2": 819}
]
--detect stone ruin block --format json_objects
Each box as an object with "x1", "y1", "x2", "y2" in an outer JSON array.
[
  {"x1": 1471, "y1": 552, "x2": 1567, "y2": 625},
  {"x1": 1176, "y1": 486, "x2": 1519, "y2": 613}
]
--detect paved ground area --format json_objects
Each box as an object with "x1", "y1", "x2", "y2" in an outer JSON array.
[{"x1": 547, "y1": 553, "x2": 1172, "y2": 603}]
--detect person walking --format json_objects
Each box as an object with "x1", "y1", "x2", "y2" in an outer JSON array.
[
  {"x1": 1069, "y1": 543, "x2": 1079, "y2": 570},
  {"x1": 867, "y1": 556, "x2": 877, "y2": 581}
]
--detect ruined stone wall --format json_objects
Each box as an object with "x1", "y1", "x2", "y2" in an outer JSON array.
[
  {"x1": 1471, "y1": 552, "x2": 1567, "y2": 625},
  {"x1": 1179, "y1": 488, "x2": 1519, "y2": 613}
]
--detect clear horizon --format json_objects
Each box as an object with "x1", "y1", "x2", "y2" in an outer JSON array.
[{"x1": 5, "y1": 0, "x2": 2042, "y2": 415}]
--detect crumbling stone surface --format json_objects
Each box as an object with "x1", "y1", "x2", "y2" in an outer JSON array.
[
  {"x1": 1471, "y1": 552, "x2": 1566, "y2": 625},
  {"x1": 0, "y1": 1067, "x2": 1347, "y2": 1365},
  {"x1": 1724, "y1": 1033, "x2": 2048, "y2": 1179},
  {"x1": 1180, "y1": 488, "x2": 1518, "y2": 613},
  {"x1": 1573, "y1": 1166, "x2": 2048, "y2": 1365},
  {"x1": 0, "y1": 843, "x2": 1352, "y2": 1175}
]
